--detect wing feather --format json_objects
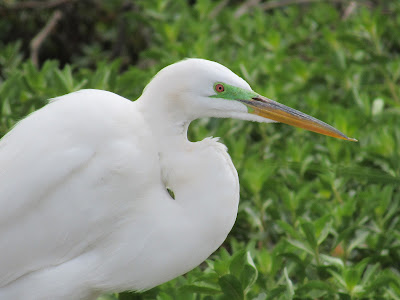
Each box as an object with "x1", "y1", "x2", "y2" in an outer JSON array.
[{"x1": 0, "y1": 90, "x2": 151, "y2": 286}]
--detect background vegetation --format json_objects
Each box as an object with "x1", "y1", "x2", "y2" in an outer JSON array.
[{"x1": 1, "y1": 0, "x2": 399, "y2": 299}]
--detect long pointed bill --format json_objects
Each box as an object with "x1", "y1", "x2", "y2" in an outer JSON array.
[{"x1": 241, "y1": 95, "x2": 357, "y2": 142}]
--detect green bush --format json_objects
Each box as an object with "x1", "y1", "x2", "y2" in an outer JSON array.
[{"x1": 1, "y1": 0, "x2": 399, "y2": 299}]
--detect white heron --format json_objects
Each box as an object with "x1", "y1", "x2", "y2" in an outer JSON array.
[{"x1": 0, "y1": 59, "x2": 356, "y2": 299}]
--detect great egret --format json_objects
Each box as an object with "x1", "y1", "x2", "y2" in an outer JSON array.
[{"x1": 0, "y1": 59, "x2": 356, "y2": 299}]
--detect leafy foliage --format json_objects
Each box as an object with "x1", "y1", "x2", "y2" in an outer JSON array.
[{"x1": 1, "y1": 0, "x2": 399, "y2": 299}]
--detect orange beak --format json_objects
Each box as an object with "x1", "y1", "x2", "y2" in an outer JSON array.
[{"x1": 241, "y1": 95, "x2": 357, "y2": 141}]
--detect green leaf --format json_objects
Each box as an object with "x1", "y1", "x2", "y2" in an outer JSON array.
[
  {"x1": 320, "y1": 254, "x2": 344, "y2": 270},
  {"x1": 297, "y1": 280, "x2": 336, "y2": 293},
  {"x1": 301, "y1": 220, "x2": 317, "y2": 250},
  {"x1": 96, "y1": 294, "x2": 118, "y2": 300},
  {"x1": 266, "y1": 286, "x2": 287, "y2": 300},
  {"x1": 218, "y1": 275, "x2": 244, "y2": 300},
  {"x1": 328, "y1": 269, "x2": 347, "y2": 289},
  {"x1": 283, "y1": 267, "x2": 295, "y2": 298},
  {"x1": 287, "y1": 238, "x2": 314, "y2": 256},
  {"x1": 242, "y1": 255, "x2": 258, "y2": 290},
  {"x1": 276, "y1": 221, "x2": 300, "y2": 239},
  {"x1": 229, "y1": 250, "x2": 245, "y2": 275},
  {"x1": 314, "y1": 215, "x2": 333, "y2": 245},
  {"x1": 180, "y1": 283, "x2": 221, "y2": 295},
  {"x1": 344, "y1": 268, "x2": 360, "y2": 291},
  {"x1": 228, "y1": 250, "x2": 258, "y2": 291}
]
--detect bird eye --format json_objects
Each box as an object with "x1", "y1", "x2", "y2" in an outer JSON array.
[{"x1": 215, "y1": 83, "x2": 225, "y2": 93}]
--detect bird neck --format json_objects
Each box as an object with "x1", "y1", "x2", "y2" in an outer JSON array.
[
  {"x1": 135, "y1": 96, "x2": 239, "y2": 236},
  {"x1": 131, "y1": 97, "x2": 239, "y2": 288},
  {"x1": 136, "y1": 93, "x2": 191, "y2": 138}
]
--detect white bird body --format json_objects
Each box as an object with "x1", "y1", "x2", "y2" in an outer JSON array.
[
  {"x1": 0, "y1": 88, "x2": 238, "y2": 299},
  {"x1": 0, "y1": 59, "x2": 354, "y2": 299}
]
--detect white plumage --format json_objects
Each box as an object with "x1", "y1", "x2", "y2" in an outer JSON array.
[{"x1": 0, "y1": 59, "x2": 354, "y2": 299}]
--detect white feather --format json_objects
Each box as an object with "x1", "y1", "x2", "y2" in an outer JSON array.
[{"x1": 0, "y1": 60, "x2": 247, "y2": 299}]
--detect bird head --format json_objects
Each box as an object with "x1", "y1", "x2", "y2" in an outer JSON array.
[{"x1": 141, "y1": 58, "x2": 356, "y2": 141}]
